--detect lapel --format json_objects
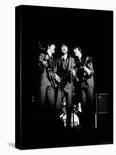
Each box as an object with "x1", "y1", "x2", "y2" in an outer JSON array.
[{"x1": 62, "y1": 57, "x2": 69, "y2": 70}]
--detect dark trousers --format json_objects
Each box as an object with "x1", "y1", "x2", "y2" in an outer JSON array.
[
  {"x1": 39, "y1": 85, "x2": 55, "y2": 109},
  {"x1": 79, "y1": 88, "x2": 94, "y2": 129},
  {"x1": 56, "y1": 86, "x2": 73, "y2": 127},
  {"x1": 65, "y1": 88, "x2": 73, "y2": 127}
]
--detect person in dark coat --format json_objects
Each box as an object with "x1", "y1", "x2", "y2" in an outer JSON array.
[
  {"x1": 56, "y1": 44, "x2": 75, "y2": 127},
  {"x1": 73, "y1": 47, "x2": 95, "y2": 129},
  {"x1": 38, "y1": 44, "x2": 57, "y2": 110}
]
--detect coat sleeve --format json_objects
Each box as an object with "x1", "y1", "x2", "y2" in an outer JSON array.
[
  {"x1": 86, "y1": 57, "x2": 94, "y2": 76},
  {"x1": 82, "y1": 56, "x2": 94, "y2": 79},
  {"x1": 38, "y1": 53, "x2": 45, "y2": 72}
]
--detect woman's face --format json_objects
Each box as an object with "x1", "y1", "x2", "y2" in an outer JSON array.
[
  {"x1": 74, "y1": 48, "x2": 82, "y2": 59},
  {"x1": 61, "y1": 45, "x2": 68, "y2": 54}
]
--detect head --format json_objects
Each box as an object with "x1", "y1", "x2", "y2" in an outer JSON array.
[
  {"x1": 47, "y1": 44, "x2": 56, "y2": 56},
  {"x1": 73, "y1": 47, "x2": 82, "y2": 60},
  {"x1": 61, "y1": 44, "x2": 68, "y2": 54}
]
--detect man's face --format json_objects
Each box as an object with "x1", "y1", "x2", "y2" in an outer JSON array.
[
  {"x1": 61, "y1": 45, "x2": 68, "y2": 54},
  {"x1": 74, "y1": 48, "x2": 82, "y2": 59},
  {"x1": 48, "y1": 44, "x2": 55, "y2": 55}
]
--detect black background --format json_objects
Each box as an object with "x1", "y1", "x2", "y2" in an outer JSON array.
[
  {"x1": 22, "y1": 5, "x2": 113, "y2": 93},
  {"x1": 16, "y1": 5, "x2": 113, "y2": 149}
]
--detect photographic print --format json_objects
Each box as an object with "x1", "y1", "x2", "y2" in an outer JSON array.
[{"x1": 15, "y1": 5, "x2": 113, "y2": 149}]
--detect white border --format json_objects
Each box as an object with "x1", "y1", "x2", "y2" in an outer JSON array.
[{"x1": 0, "y1": 0, "x2": 115, "y2": 154}]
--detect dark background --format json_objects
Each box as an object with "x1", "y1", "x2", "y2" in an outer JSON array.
[
  {"x1": 22, "y1": 5, "x2": 113, "y2": 93},
  {"x1": 16, "y1": 5, "x2": 113, "y2": 149}
]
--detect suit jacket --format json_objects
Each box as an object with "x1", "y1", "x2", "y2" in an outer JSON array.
[
  {"x1": 38, "y1": 53, "x2": 56, "y2": 86},
  {"x1": 56, "y1": 56, "x2": 75, "y2": 89},
  {"x1": 75, "y1": 56, "x2": 94, "y2": 89}
]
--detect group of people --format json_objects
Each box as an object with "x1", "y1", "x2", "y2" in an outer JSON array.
[{"x1": 38, "y1": 43, "x2": 94, "y2": 129}]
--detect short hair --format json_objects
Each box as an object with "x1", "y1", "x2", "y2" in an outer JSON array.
[
  {"x1": 61, "y1": 44, "x2": 68, "y2": 48},
  {"x1": 48, "y1": 44, "x2": 55, "y2": 49}
]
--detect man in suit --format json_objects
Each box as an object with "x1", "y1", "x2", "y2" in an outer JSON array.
[
  {"x1": 56, "y1": 44, "x2": 75, "y2": 127},
  {"x1": 73, "y1": 46, "x2": 95, "y2": 129},
  {"x1": 38, "y1": 44, "x2": 57, "y2": 110}
]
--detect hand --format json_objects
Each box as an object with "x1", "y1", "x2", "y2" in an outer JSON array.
[
  {"x1": 83, "y1": 66, "x2": 87, "y2": 71},
  {"x1": 45, "y1": 55, "x2": 49, "y2": 60},
  {"x1": 43, "y1": 60, "x2": 47, "y2": 65},
  {"x1": 83, "y1": 66, "x2": 91, "y2": 75}
]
